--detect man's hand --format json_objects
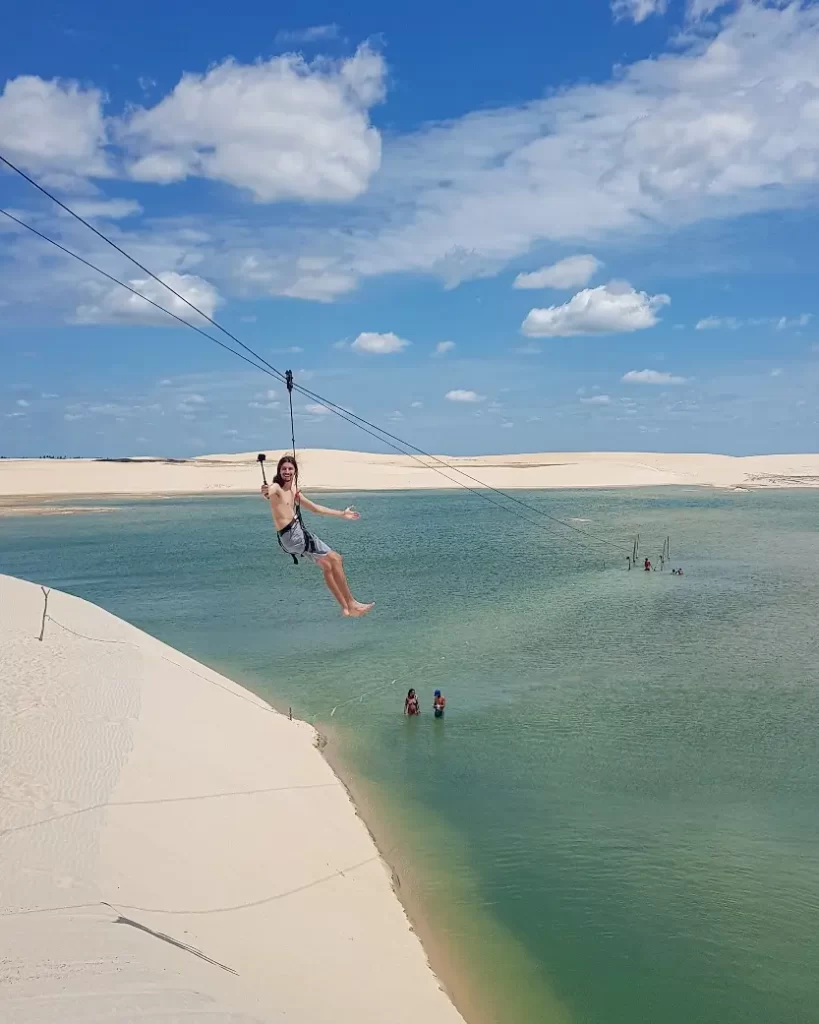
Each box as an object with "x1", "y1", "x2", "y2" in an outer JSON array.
[
  {"x1": 342, "y1": 506, "x2": 360, "y2": 520},
  {"x1": 261, "y1": 484, "x2": 270, "y2": 499}
]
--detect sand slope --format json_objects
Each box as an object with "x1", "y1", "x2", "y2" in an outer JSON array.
[
  {"x1": 0, "y1": 574, "x2": 466, "y2": 1024},
  {"x1": 1, "y1": 449, "x2": 819, "y2": 504}
]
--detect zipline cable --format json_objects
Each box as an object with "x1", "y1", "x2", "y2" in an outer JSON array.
[
  {"x1": 1, "y1": 206, "x2": 600, "y2": 549},
  {"x1": 1, "y1": 157, "x2": 632, "y2": 557},
  {"x1": 2, "y1": 203, "x2": 564, "y2": 539}
]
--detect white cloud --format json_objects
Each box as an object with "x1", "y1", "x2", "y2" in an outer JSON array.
[
  {"x1": 280, "y1": 272, "x2": 358, "y2": 301},
  {"x1": 350, "y1": 331, "x2": 410, "y2": 354},
  {"x1": 305, "y1": 402, "x2": 330, "y2": 415},
  {"x1": 580, "y1": 394, "x2": 612, "y2": 405},
  {"x1": 69, "y1": 198, "x2": 143, "y2": 220},
  {"x1": 771, "y1": 367, "x2": 783, "y2": 377},
  {"x1": 410, "y1": 401, "x2": 423, "y2": 408},
  {"x1": 501, "y1": 421, "x2": 514, "y2": 428},
  {"x1": 696, "y1": 313, "x2": 812, "y2": 331},
  {"x1": 696, "y1": 316, "x2": 741, "y2": 330},
  {"x1": 8, "y1": 3, "x2": 819, "y2": 315},
  {"x1": 177, "y1": 393, "x2": 207, "y2": 413},
  {"x1": 119, "y1": 45, "x2": 385, "y2": 202},
  {"x1": 16, "y1": 399, "x2": 29, "y2": 407},
  {"x1": 0, "y1": 75, "x2": 110, "y2": 180},
  {"x1": 446, "y1": 389, "x2": 485, "y2": 403},
  {"x1": 622, "y1": 368, "x2": 688, "y2": 384},
  {"x1": 687, "y1": 0, "x2": 731, "y2": 21},
  {"x1": 345, "y1": 3, "x2": 819, "y2": 290},
  {"x1": 275, "y1": 24, "x2": 340, "y2": 45},
  {"x1": 522, "y1": 282, "x2": 670, "y2": 337},
  {"x1": 513, "y1": 255, "x2": 602, "y2": 290},
  {"x1": 74, "y1": 272, "x2": 221, "y2": 326},
  {"x1": 41, "y1": 392, "x2": 59, "y2": 399},
  {"x1": 5, "y1": 411, "x2": 25, "y2": 418},
  {"x1": 775, "y1": 313, "x2": 812, "y2": 331},
  {"x1": 433, "y1": 340, "x2": 456, "y2": 356},
  {"x1": 611, "y1": 0, "x2": 667, "y2": 24}
]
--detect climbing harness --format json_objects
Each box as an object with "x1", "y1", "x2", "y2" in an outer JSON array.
[{"x1": 259, "y1": 372, "x2": 316, "y2": 565}]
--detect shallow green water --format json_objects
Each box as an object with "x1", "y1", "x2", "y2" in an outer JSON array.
[{"x1": 3, "y1": 488, "x2": 819, "y2": 1024}]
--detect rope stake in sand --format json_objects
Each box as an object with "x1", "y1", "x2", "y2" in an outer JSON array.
[{"x1": 37, "y1": 586, "x2": 50, "y2": 641}]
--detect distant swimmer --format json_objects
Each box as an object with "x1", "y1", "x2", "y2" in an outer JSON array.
[
  {"x1": 262, "y1": 454, "x2": 374, "y2": 617},
  {"x1": 405, "y1": 688, "x2": 421, "y2": 716},
  {"x1": 433, "y1": 689, "x2": 447, "y2": 718}
]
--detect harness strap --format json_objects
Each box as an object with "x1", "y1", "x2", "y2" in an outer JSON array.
[{"x1": 277, "y1": 499, "x2": 317, "y2": 566}]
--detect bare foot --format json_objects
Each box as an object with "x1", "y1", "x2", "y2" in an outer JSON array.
[{"x1": 350, "y1": 601, "x2": 375, "y2": 617}]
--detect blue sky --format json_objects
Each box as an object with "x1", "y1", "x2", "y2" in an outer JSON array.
[{"x1": 2, "y1": 0, "x2": 818, "y2": 458}]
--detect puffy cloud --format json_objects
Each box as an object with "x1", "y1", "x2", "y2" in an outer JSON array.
[
  {"x1": 119, "y1": 45, "x2": 385, "y2": 202},
  {"x1": 433, "y1": 340, "x2": 456, "y2": 356},
  {"x1": 0, "y1": 75, "x2": 110, "y2": 179},
  {"x1": 622, "y1": 369, "x2": 688, "y2": 384},
  {"x1": 350, "y1": 331, "x2": 410, "y2": 354},
  {"x1": 16, "y1": 399, "x2": 29, "y2": 407},
  {"x1": 513, "y1": 254, "x2": 602, "y2": 290},
  {"x1": 611, "y1": 0, "x2": 667, "y2": 23},
  {"x1": 73, "y1": 272, "x2": 221, "y2": 326},
  {"x1": 521, "y1": 282, "x2": 670, "y2": 337},
  {"x1": 445, "y1": 389, "x2": 485, "y2": 403},
  {"x1": 305, "y1": 402, "x2": 330, "y2": 415},
  {"x1": 69, "y1": 198, "x2": 143, "y2": 220}
]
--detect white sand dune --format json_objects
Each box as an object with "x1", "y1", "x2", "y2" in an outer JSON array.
[
  {"x1": 0, "y1": 574, "x2": 466, "y2": 1024},
  {"x1": 1, "y1": 449, "x2": 819, "y2": 506}
]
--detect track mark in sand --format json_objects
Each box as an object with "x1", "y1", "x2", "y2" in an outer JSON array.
[{"x1": 103, "y1": 904, "x2": 238, "y2": 975}]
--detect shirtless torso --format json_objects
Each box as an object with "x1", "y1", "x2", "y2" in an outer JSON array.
[{"x1": 267, "y1": 481, "x2": 299, "y2": 531}]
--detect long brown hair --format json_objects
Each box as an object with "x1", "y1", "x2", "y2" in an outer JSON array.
[{"x1": 273, "y1": 454, "x2": 298, "y2": 488}]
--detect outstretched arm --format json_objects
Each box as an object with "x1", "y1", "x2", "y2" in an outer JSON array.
[{"x1": 299, "y1": 494, "x2": 360, "y2": 520}]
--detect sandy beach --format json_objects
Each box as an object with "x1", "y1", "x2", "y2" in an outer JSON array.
[
  {"x1": 0, "y1": 573, "x2": 466, "y2": 1023},
  {"x1": 1, "y1": 449, "x2": 819, "y2": 511}
]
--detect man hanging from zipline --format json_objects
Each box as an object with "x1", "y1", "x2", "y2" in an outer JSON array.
[{"x1": 261, "y1": 454, "x2": 374, "y2": 617}]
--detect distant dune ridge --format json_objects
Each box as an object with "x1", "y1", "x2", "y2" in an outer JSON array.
[
  {"x1": 0, "y1": 573, "x2": 467, "y2": 1023},
  {"x1": 1, "y1": 450, "x2": 819, "y2": 509}
]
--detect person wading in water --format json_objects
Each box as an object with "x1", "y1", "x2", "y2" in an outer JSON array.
[{"x1": 262, "y1": 455, "x2": 374, "y2": 617}]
